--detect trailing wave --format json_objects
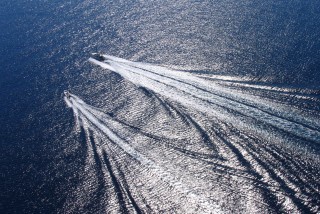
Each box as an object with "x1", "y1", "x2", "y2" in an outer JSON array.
[
  {"x1": 62, "y1": 55, "x2": 320, "y2": 213},
  {"x1": 89, "y1": 55, "x2": 320, "y2": 146},
  {"x1": 64, "y1": 93, "x2": 222, "y2": 213}
]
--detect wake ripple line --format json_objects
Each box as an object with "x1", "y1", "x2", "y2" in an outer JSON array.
[
  {"x1": 66, "y1": 94, "x2": 223, "y2": 213},
  {"x1": 90, "y1": 58, "x2": 320, "y2": 144},
  {"x1": 102, "y1": 54, "x2": 320, "y2": 130}
]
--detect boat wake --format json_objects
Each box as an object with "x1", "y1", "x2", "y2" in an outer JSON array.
[{"x1": 63, "y1": 55, "x2": 320, "y2": 213}]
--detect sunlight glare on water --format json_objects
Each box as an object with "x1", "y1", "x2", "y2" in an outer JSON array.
[{"x1": 0, "y1": 0, "x2": 320, "y2": 213}]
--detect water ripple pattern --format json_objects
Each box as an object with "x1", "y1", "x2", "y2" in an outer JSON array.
[{"x1": 63, "y1": 55, "x2": 320, "y2": 213}]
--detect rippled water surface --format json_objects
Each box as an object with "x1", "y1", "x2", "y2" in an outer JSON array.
[{"x1": 1, "y1": 0, "x2": 320, "y2": 213}]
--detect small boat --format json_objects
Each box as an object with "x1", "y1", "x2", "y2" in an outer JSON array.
[
  {"x1": 91, "y1": 53, "x2": 105, "y2": 61},
  {"x1": 64, "y1": 90, "x2": 71, "y2": 98}
]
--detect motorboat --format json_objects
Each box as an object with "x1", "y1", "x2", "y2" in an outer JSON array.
[
  {"x1": 64, "y1": 90, "x2": 71, "y2": 98},
  {"x1": 91, "y1": 53, "x2": 105, "y2": 61}
]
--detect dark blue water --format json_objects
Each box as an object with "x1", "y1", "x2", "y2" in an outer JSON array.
[{"x1": 1, "y1": 0, "x2": 320, "y2": 213}]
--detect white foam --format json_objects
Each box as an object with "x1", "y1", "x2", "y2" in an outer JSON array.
[
  {"x1": 89, "y1": 58, "x2": 320, "y2": 144},
  {"x1": 66, "y1": 93, "x2": 223, "y2": 213}
]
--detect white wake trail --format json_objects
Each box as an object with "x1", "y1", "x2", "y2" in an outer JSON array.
[
  {"x1": 65, "y1": 94, "x2": 223, "y2": 214},
  {"x1": 89, "y1": 56, "x2": 320, "y2": 144},
  {"x1": 102, "y1": 54, "x2": 320, "y2": 130}
]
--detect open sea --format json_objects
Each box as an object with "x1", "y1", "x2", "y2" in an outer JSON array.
[{"x1": 1, "y1": 0, "x2": 320, "y2": 213}]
